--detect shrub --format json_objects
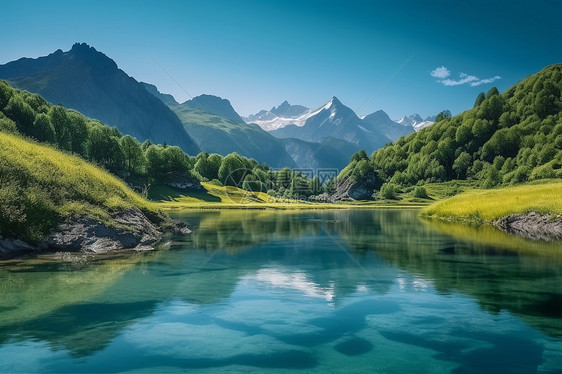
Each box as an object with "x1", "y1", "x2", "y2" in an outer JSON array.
[
  {"x1": 413, "y1": 186, "x2": 429, "y2": 199},
  {"x1": 379, "y1": 182, "x2": 399, "y2": 199}
]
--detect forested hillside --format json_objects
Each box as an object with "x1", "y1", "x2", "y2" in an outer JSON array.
[{"x1": 344, "y1": 64, "x2": 562, "y2": 194}]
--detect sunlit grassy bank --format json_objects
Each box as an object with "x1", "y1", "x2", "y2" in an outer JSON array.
[
  {"x1": 422, "y1": 219, "x2": 562, "y2": 258},
  {"x1": 0, "y1": 131, "x2": 162, "y2": 241},
  {"x1": 422, "y1": 179, "x2": 562, "y2": 223}
]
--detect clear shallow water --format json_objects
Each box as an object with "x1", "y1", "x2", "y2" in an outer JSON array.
[{"x1": 1, "y1": 209, "x2": 562, "y2": 373}]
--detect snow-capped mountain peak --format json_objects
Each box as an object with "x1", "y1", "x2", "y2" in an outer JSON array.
[
  {"x1": 396, "y1": 113, "x2": 424, "y2": 127},
  {"x1": 395, "y1": 113, "x2": 435, "y2": 132},
  {"x1": 245, "y1": 97, "x2": 347, "y2": 132}
]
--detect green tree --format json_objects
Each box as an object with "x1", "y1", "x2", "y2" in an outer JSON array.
[
  {"x1": 324, "y1": 177, "x2": 336, "y2": 194},
  {"x1": 486, "y1": 87, "x2": 499, "y2": 98},
  {"x1": 161, "y1": 146, "x2": 191, "y2": 175},
  {"x1": 435, "y1": 110, "x2": 452, "y2": 122},
  {"x1": 242, "y1": 174, "x2": 261, "y2": 192},
  {"x1": 207, "y1": 154, "x2": 223, "y2": 180},
  {"x1": 31, "y1": 113, "x2": 56, "y2": 143},
  {"x1": 379, "y1": 182, "x2": 398, "y2": 199},
  {"x1": 276, "y1": 167, "x2": 292, "y2": 189},
  {"x1": 87, "y1": 126, "x2": 125, "y2": 172},
  {"x1": 452, "y1": 151, "x2": 472, "y2": 179},
  {"x1": 218, "y1": 153, "x2": 247, "y2": 186},
  {"x1": 141, "y1": 139, "x2": 153, "y2": 151},
  {"x1": 194, "y1": 156, "x2": 212, "y2": 180},
  {"x1": 24, "y1": 93, "x2": 48, "y2": 113},
  {"x1": 0, "y1": 81, "x2": 14, "y2": 110},
  {"x1": 413, "y1": 186, "x2": 428, "y2": 198},
  {"x1": 49, "y1": 106, "x2": 72, "y2": 150},
  {"x1": 145, "y1": 145, "x2": 164, "y2": 178},
  {"x1": 119, "y1": 135, "x2": 145, "y2": 174},
  {"x1": 474, "y1": 92, "x2": 486, "y2": 107},
  {"x1": 350, "y1": 149, "x2": 368, "y2": 162},
  {"x1": 253, "y1": 168, "x2": 270, "y2": 192},
  {"x1": 68, "y1": 112, "x2": 89, "y2": 156},
  {"x1": 482, "y1": 164, "x2": 501, "y2": 188},
  {"x1": 0, "y1": 114, "x2": 17, "y2": 133},
  {"x1": 455, "y1": 124, "x2": 472, "y2": 144},
  {"x1": 4, "y1": 96, "x2": 35, "y2": 135},
  {"x1": 310, "y1": 175, "x2": 322, "y2": 195},
  {"x1": 351, "y1": 159, "x2": 371, "y2": 181}
]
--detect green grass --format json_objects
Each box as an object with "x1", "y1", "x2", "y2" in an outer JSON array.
[
  {"x1": 422, "y1": 179, "x2": 562, "y2": 223},
  {"x1": 150, "y1": 182, "x2": 425, "y2": 210},
  {"x1": 0, "y1": 131, "x2": 163, "y2": 241}
]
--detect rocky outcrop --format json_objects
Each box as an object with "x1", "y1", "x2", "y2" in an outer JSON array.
[
  {"x1": 330, "y1": 174, "x2": 375, "y2": 201},
  {"x1": 45, "y1": 208, "x2": 162, "y2": 253},
  {"x1": 0, "y1": 208, "x2": 191, "y2": 259},
  {"x1": 0, "y1": 236, "x2": 39, "y2": 258},
  {"x1": 493, "y1": 211, "x2": 562, "y2": 241}
]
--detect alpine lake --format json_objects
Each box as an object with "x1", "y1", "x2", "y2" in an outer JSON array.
[{"x1": 1, "y1": 209, "x2": 561, "y2": 373}]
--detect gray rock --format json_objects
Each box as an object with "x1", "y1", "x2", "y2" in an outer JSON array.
[
  {"x1": 493, "y1": 211, "x2": 562, "y2": 241},
  {"x1": 0, "y1": 235, "x2": 37, "y2": 257},
  {"x1": 0, "y1": 207, "x2": 192, "y2": 259},
  {"x1": 330, "y1": 174, "x2": 375, "y2": 201},
  {"x1": 45, "y1": 208, "x2": 162, "y2": 253}
]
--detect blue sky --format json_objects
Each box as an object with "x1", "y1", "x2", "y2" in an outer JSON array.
[{"x1": 1, "y1": 0, "x2": 561, "y2": 119}]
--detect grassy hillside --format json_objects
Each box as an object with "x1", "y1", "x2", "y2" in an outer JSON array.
[
  {"x1": 0, "y1": 131, "x2": 162, "y2": 241},
  {"x1": 422, "y1": 179, "x2": 562, "y2": 222},
  {"x1": 343, "y1": 64, "x2": 562, "y2": 194}
]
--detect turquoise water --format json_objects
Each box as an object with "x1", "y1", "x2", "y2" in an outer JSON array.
[{"x1": 1, "y1": 209, "x2": 562, "y2": 373}]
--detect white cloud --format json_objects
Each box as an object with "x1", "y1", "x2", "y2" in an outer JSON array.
[
  {"x1": 431, "y1": 66, "x2": 501, "y2": 87},
  {"x1": 431, "y1": 66, "x2": 450, "y2": 79},
  {"x1": 470, "y1": 75, "x2": 501, "y2": 86},
  {"x1": 441, "y1": 73, "x2": 479, "y2": 86}
]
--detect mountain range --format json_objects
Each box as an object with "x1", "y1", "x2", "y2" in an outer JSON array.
[
  {"x1": 0, "y1": 42, "x2": 434, "y2": 170},
  {"x1": 246, "y1": 101, "x2": 436, "y2": 143},
  {"x1": 246, "y1": 97, "x2": 433, "y2": 154},
  {"x1": 0, "y1": 43, "x2": 200, "y2": 154}
]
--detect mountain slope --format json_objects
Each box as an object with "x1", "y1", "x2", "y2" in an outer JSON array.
[
  {"x1": 280, "y1": 137, "x2": 361, "y2": 170},
  {"x1": 0, "y1": 43, "x2": 200, "y2": 154},
  {"x1": 143, "y1": 83, "x2": 296, "y2": 168},
  {"x1": 362, "y1": 110, "x2": 414, "y2": 141},
  {"x1": 183, "y1": 94, "x2": 245, "y2": 124},
  {"x1": 270, "y1": 97, "x2": 391, "y2": 153}
]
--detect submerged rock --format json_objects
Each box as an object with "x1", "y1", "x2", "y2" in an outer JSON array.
[{"x1": 493, "y1": 211, "x2": 562, "y2": 241}]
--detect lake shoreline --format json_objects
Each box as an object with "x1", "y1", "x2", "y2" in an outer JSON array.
[
  {"x1": 493, "y1": 212, "x2": 562, "y2": 241},
  {"x1": 422, "y1": 211, "x2": 562, "y2": 242},
  {"x1": 0, "y1": 208, "x2": 191, "y2": 260}
]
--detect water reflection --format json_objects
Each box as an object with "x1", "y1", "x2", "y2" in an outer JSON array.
[{"x1": 0, "y1": 209, "x2": 561, "y2": 372}]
